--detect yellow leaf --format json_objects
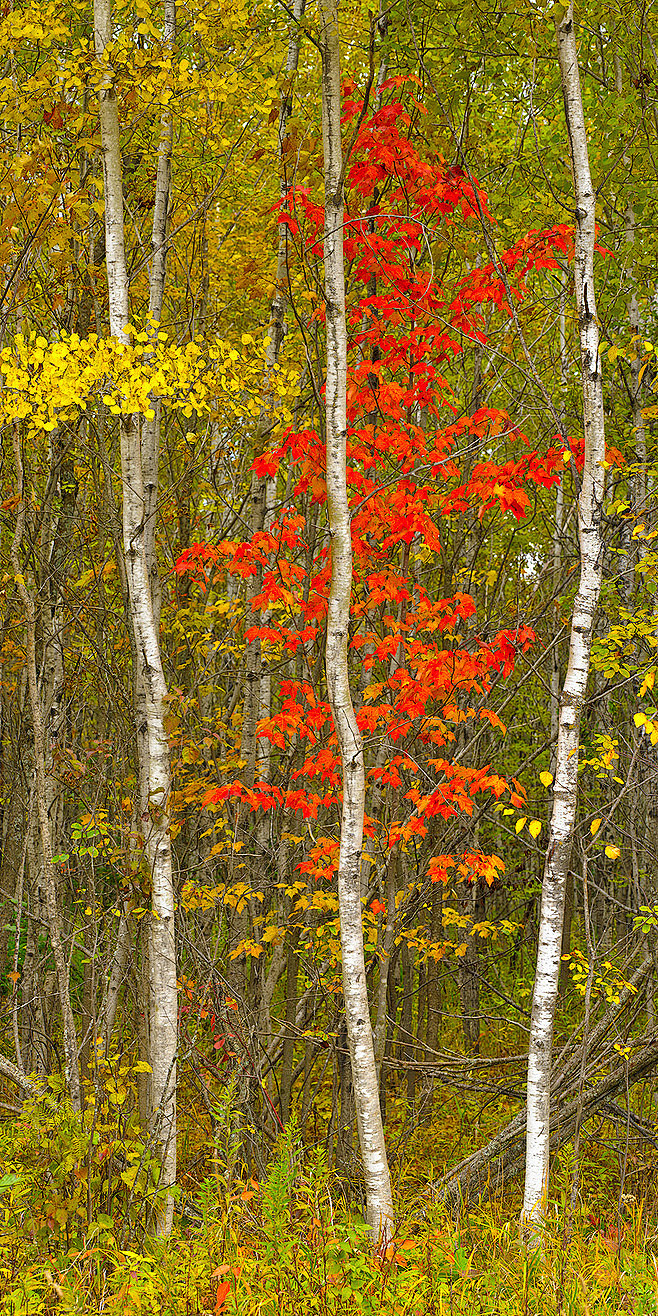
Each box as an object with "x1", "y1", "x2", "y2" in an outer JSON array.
[
  {"x1": 639, "y1": 668, "x2": 655, "y2": 695},
  {"x1": 515, "y1": 816, "x2": 527, "y2": 833},
  {"x1": 73, "y1": 568, "x2": 95, "y2": 589},
  {"x1": 528, "y1": 820, "x2": 542, "y2": 839},
  {"x1": 539, "y1": 771, "x2": 553, "y2": 787},
  {"x1": 590, "y1": 818, "x2": 602, "y2": 835},
  {"x1": 261, "y1": 925, "x2": 284, "y2": 945},
  {"x1": 634, "y1": 712, "x2": 646, "y2": 727},
  {"x1": 605, "y1": 846, "x2": 621, "y2": 860}
]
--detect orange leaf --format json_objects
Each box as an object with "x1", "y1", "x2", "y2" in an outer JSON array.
[{"x1": 215, "y1": 1279, "x2": 231, "y2": 1313}]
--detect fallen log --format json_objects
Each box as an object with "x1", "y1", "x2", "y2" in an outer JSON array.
[
  {"x1": 438, "y1": 1030, "x2": 658, "y2": 1210},
  {"x1": 0, "y1": 1054, "x2": 38, "y2": 1097}
]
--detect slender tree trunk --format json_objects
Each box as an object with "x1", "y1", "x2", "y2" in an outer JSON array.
[
  {"x1": 550, "y1": 273, "x2": 566, "y2": 781},
  {"x1": 558, "y1": 870, "x2": 574, "y2": 999},
  {"x1": 613, "y1": 45, "x2": 647, "y2": 580},
  {"x1": 233, "y1": 0, "x2": 306, "y2": 913},
  {"x1": 336, "y1": 1020, "x2": 355, "y2": 1172},
  {"x1": 424, "y1": 882, "x2": 443, "y2": 1061},
  {"x1": 320, "y1": 0, "x2": 394, "y2": 1247},
  {"x1": 522, "y1": 3, "x2": 606, "y2": 1232},
  {"x1": 94, "y1": 0, "x2": 177, "y2": 1234},
  {"x1": 102, "y1": 902, "x2": 132, "y2": 1047},
  {"x1": 373, "y1": 850, "x2": 398, "y2": 1077},
  {"x1": 399, "y1": 940, "x2": 416, "y2": 1106},
  {"x1": 279, "y1": 915, "x2": 300, "y2": 1124},
  {"x1": 457, "y1": 879, "x2": 480, "y2": 1056},
  {"x1": 553, "y1": 288, "x2": 570, "y2": 1016},
  {"x1": 141, "y1": 0, "x2": 174, "y2": 629},
  {"x1": 11, "y1": 427, "x2": 81, "y2": 1113}
]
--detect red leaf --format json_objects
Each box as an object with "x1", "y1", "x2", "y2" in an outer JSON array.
[
  {"x1": 252, "y1": 451, "x2": 280, "y2": 478},
  {"x1": 43, "y1": 103, "x2": 64, "y2": 129}
]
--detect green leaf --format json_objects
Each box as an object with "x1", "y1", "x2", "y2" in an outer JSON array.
[{"x1": 0, "y1": 1174, "x2": 22, "y2": 1193}]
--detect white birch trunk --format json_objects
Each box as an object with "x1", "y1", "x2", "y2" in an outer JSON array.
[
  {"x1": 94, "y1": 0, "x2": 177, "y2": 1234},
  {"x1": 141, "y1": 0, "x2": 174, "y2": 627},
  {"x1": 550, "y1": 277, "x2": 567, "y2": 764},
  {"x1": 320, "y1": 0, "x2": 394, "y2": 1248},
  {"x1": 522, "y1": 3, "x2": 606, "y2": 1231}
]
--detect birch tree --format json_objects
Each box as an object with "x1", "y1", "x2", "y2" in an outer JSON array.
[
  {"x1": 522, "y1": 1, "x2": 606, "y2": 1232},
  {"x1": 319, "y1": 0, "x2": 395, "y2": 1248},
  {"x1": 94, "y1": 0, "x2": 178, "y2": 1235}
]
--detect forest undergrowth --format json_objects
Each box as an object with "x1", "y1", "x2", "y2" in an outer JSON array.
[{"x1": 1, "y1": 1005, "x2": 656, "y2": 1316}]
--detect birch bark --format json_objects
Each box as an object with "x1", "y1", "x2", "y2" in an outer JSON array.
[
  {"x1": 522, "y1": 2, "x2": 606, "y2": 1231},
  {"x1": 320, "y1": 0, "x2": 394, "y2": 1247},
  {"x1": 94, "y1": 0, "x2": 177, "y2": 1234},
  {"x1": 141, "y1": 0, "x2": 175, "y2": 628},
  {"x1": 550, "y1": 276, "x2": 567, "y2": 772}
]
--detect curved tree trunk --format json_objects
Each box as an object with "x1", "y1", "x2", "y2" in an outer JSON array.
[
  {"x1": 522, "y1": 2, "x2": 606, "y2": 1232},
  {"x1": 320, "y1": 0, "x2": 394, "y2": 1248}
]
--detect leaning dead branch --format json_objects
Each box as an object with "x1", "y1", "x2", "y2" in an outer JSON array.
[{"x1": 438, "y1": 1030, "x2": 658, "y2": 1210}]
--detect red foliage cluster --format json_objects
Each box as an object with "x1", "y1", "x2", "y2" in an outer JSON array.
[{"x1": 174, "y1": 86, "x2": 599, "y2": 882}]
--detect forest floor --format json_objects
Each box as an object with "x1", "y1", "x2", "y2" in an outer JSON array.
[{"x1": 0, "y1": 1071, "x2": 656, "y2": 1316}]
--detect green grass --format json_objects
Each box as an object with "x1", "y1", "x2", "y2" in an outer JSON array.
[{"x1": 0, "y1": 1099, "x2": 657, "y2": 1315}]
